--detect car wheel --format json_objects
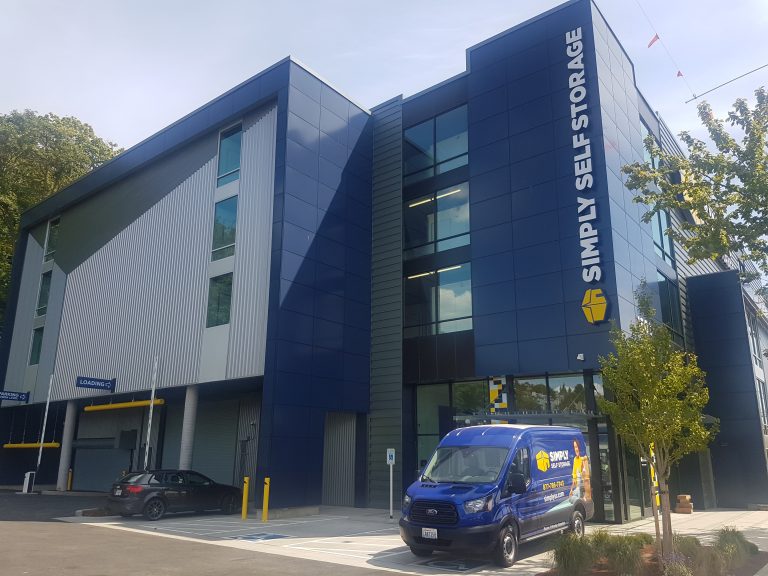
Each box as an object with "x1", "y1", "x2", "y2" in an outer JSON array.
[
  {"x1": 221, "y1": 494, "x2": 237, "y2": 515},
  {"x1": 493, "y1": 524, "x2": 518, "y2": 567},
  {"x1": 570, "y1": 510, "x2": 585, "y2": 537},
  {"x1": 142, "y1": 498, "x2": 166, "y2": 521},
  {"x1": 409, "y1": 546, "x2": 433, "y2": 557}
]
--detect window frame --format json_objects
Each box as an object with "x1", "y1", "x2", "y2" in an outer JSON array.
[
  {"x1": 216, "y1": 124, "x2": 243, "y2": 187},
  {"x1": 404, "y1": 263, "x2": 472, "y2": 338},
  {"x1": 29, "y1": 327, "x2": 44, "y2": 365},
  {"x1": 211, "y1": 195, "x2": 239, "y2": 261},
  {"x1": 206, "y1": 273, "x2": 234, "y2": 328},
  {"x1": 651, "y1": 210, "x2": 675, "y2": 267},
  {"x1": 43, "y1": 218, "x2": 60, "y2": 262},
  {"x1": 403, "y1": 182, "x2": 470, "y2": 260},
  {"x1": 403, "y1": 105, "x2": 468, "y2": 185},
  {"x1": 36, "y1": 271, "x2": 52, "y2": 317},
  {"x1": 657, "y1": 271, "x2": 684, "y2": 347}
]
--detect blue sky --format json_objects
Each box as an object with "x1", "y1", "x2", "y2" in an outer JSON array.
[{"x1": 3, "y1": 0, "x2": 766, "y2": 149}]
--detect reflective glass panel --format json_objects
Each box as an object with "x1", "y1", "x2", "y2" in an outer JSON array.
[
  {"x1": 29, "y1": 327, "x2": 44, "y2": 365},
  {"x1": 453, "y1": 380, "x2": 487, "y2": 415},
  {"x1": 217, "y1": 126, "x2": 242, "y2": 186},
  {"x1": 206, "y1": 273, "x2": 233, "y2": 328},
  {"x1": 404, "y1": 120, "x2": 434, "y2": 175},
  {"x1": 404, "y1": 272, "x2": 436, "y2": 329},
  {"x1": 437, "y1": 264, "x2": 472, "y2": 322},
  {"x1": 404, "y1": 194, "x2": 435, "y2": 251},
  {"x1": 514, "y1": 377, "x2": 548, "y2": 412},
  {"x1": 44, "y1": 219, "x2": 60, "y2": 262},
  {"x1": 549, "y1": 374, "x2": 586, "y2": 413},
  {"x1": 36, "y1": 271, "x2": 52, "y2": 317},
  {"x1": 212, "y1": 196, "x2": 238, "y2": 260},
  {"x1": 436, "y1": 183, "x2": 469, "y2": 241},
  {"x1": 435, "y1": 105, "x2": 468, "y2": 163}
]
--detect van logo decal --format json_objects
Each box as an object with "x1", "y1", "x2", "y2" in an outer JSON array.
[
  {"x1": 426, "y1": 508, "x2": 438, "y2": 516},
  {"x1": 536, "y1": 450, "x2": 550, "y2": 473}
]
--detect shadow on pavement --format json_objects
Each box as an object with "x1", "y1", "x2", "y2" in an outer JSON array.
[{"x1": 0, "y1": 492, "x2": 107, "y2": 522}]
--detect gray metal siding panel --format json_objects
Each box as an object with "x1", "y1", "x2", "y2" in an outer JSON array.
[
  {"x1": 4, "y1": 236, "x2": 43, "y2": 396},
  {"x1": 368, "y1": 98, "x2": 404, "y2": 507},
  {"x1": 322, "y1": 412, "x2": 356, "y2": 506},
  {"x1": 227, "y1": 105, "x2": 277, "y2": 379},
  {"x1": 33, "y1": 264, "x2": 67, "y2": 402},
  {"x1": 52, "y1": 157, "x2": 216, "y2": 401}
]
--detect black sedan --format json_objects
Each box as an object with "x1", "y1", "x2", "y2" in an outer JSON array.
[{"x1": 106, "y1": 470, "x2": 241, "y2": 520}]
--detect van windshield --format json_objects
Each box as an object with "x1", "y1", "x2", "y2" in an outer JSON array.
[{"x1": 421, "y1": 446, "x2": 510, "y2": 484}]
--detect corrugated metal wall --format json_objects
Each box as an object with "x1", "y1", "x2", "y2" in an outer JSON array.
[
  {"x1": 191, "y1": 398, "x2": 240, "y2": 485},
  {"x1": 228, "y1": 106, "x2": 277, "y2": 379},
  {"x1": 322, "y1": 412, "x2": 356, "y2": 506},
  {"x1": 368, "y1": 98, "x2": 404, "y2": 507},
  {"x1": 235, "y1": 397, "x2": 260, "y2": 499},
  {"x1": 48, "y1": 103, "x2": 277, "y2": 401}
]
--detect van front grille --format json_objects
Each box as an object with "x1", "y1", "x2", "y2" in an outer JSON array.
[{"x1": 410, "y1": 500, "x2": 458, "y2": 525}]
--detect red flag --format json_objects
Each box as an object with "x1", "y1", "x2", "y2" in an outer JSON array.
[
  {"x1": 647, "y1": 33, "x2": 660, "y2": 48},
  {"x1": 677, "y1": 71, "x2": 684, "y2": 77}
]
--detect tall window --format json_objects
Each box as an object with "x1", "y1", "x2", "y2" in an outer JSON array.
[
  {"x1": 748, "y1": 313, "x2": 763, "y2": 368},
  {"x1": 404, "y1": 182, "x2": 469, "y2": 259},
  {"x1": 657, "y1": 271, "x2": 683, "y2": 347},
  {"x1": 44, "y1": 218, "x2": 60, "y2": 262},
  {"x1": 206, "y1": 273, "x2": 233, "y2": 327},
  {"x1": 217, "y1": 125, "x2": 242, "y2": 186},
  {"x1": 404, "y1": 263, "x2": 472, "y2": 337},
  {"x1": 404, "y1": 105, "x2": 468, "y2": 185},
  {"x1": 640, "y1": 120, "x2": 657, "y2": 168},
  {"x1": 211, "y1": 196, "x2": 238, "y2": 260},
  {"x1": 29, "y1": 327, "x2": 44, "y2": 365},
  {"x1": 652, "y1": 210, "x2": 675, "y2": 266},
  {"x1": 36, "y1": 271, "x2": 52, "y2": 317}
]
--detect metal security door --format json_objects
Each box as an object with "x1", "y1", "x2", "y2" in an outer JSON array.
[{"x1": 322, "y1": 412, "x2": 356, "y2": 506}]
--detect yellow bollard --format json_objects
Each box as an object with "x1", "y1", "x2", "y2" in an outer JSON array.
[
  {"x1": 241, "y1": 476, "x2": 249, "y2": 520},
  {"x1": 262, "y1": 477, "x2": 270, "y2": 523},
  {"x1": 67, "y1": 468, "x2": 73, "y2": 491}
]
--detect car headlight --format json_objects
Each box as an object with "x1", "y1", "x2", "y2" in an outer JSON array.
[
  {"x1": 403, "y1": 494, "x2": 412, "y2": 507},
  {"x1": 463, "y1": 495, "x2": 493, "y2": 514}
]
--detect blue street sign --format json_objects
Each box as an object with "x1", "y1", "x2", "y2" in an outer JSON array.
[
  {"x1": 76, "y1": 376, "x2": 116, "y2": 392},
  {"x1": 0, "y1": 391, "x2": 29, "y2": 402}
]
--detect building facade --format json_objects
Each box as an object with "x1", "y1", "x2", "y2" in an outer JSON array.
[{"x1": 2, "y1": 0, "x2": 767, "y2": 520}]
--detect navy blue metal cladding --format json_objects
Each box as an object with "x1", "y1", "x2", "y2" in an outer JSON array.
[
  {"x1": 688, "y1": 271, "x2": 768, "y2": 507},
  {"x1": 465, "y1": 0, "x2": 615, "y2": 376},
  {"x1": 257, "y1": 62, "x2": 373, "y2": 508}
]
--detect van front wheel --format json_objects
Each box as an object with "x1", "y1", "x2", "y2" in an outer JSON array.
[
  {"x1": 570, "y1": 510, "x2": 585, "y2": 537},
  {"x1": 493, "y1": 524, "x2": 518, "y2": 567}
]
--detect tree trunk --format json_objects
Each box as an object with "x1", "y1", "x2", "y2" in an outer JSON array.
[
  {"x1": 649, "y1": 483, "x2": 661, "y2": 549},
  {"x1": 658, "y1": 475, "x2": 674, "y2": 558}
]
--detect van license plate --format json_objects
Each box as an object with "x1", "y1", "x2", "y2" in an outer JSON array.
[{"x1": 422, "y1": 528, "x2": 438, "y2": 539}]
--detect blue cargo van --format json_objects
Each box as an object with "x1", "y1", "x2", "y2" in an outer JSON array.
[{"x1": 399, "y1": 424, "x2": 594, "y2": 566}]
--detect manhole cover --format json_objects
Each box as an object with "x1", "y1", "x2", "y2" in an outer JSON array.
[
  {"x1": 422, "y1": 559, "x2": 486, "y2": 572},
  {"x1": 228, "y1": 533, "x2": 289, "y2": 541}
]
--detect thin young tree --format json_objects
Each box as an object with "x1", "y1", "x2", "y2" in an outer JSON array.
[{"x1": 597, "y1": 289, "x2": 718, "y2": 558}]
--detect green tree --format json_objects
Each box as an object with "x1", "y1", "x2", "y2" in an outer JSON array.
[
  {"x1": 0, "y1": 110, "x2": 120, "y2": 325},
  {"x1": 623, "y1": 87, "x2": 768, "y2": 281},
  {"x1": 597, "y1": 290, "x2": 717, "y2": 558}
]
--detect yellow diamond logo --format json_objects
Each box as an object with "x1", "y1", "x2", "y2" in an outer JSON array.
[
  {"x1": 582, "y1": 288, "x2": 608, "y2": 324},
  {"x1": 536, "y1": 450, "x2": 550, "y2": 473}
]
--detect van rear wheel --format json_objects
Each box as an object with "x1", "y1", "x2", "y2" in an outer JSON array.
[
  {"x1": 570, "y1": 510, "x2": 585, "y2": 537},
  {"x1": 493, "y1": 524, "x2": 518, "y2": 567},
  {"x1": 409, "y1": 546, "x2": 433, "y2": 557}
]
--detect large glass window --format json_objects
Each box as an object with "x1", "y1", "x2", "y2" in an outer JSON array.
[
  {"x1": 640, "y1": 120, "x2": 657, "y2": 168},
  {"x1": 403, "y1": 105, "x2": 468, "y2": 185},
  {"x1": 404, "y1": 264, "x2": 472, "y2": 337},
  {"x1": 44, "y1": 218, "x2": 60, "y2": 262},
  {"x1": 36, "y1": 271, "x2": 52, "y2": 317},
  {"x1": 513, "y1": 377, "x2": 548, "y2": 412},
  {"x1": 549, "y1": 374, "x2": 587, "y2": 413},
  {"x1": 29, "y1": 327, "x2": 43, "y2": 365},
  {"x1": 217, "y1": 125, "x2": 242, "y2": 186},
  {"x1": 651, "y1": 210, "x2": 675, "y2": 267},
  {"x1": 417, "y1": 384, "x2": 449, "y2": 467},
  {"x1": 453, "y1": 380, "x2": 488, "y2": 416},
  {"x1": 211, "y1": 196, "x2": 238, "y2": 261},
  {"x1": 657, "y1": 271, "x2": 683, "y2": 347},
  {"x1": 748, "y1": 313, "x2": 763, "y2": 368},
  {"x1": 206, "y1": 273, "x2": 233, "y2": 328},
  {"x1": 404, "y1": 182, "x2": 469, "y2": 259}
]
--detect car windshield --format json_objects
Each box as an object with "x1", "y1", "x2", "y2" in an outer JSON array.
[{"x1": 421, "y1": 446, "x2": 510, "y2": 484}]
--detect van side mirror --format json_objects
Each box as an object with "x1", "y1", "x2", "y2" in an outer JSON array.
[{"x1": 506, "y1": 473, "x2": 527, "y2": 495}]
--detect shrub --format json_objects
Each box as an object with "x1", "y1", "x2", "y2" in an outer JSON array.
[
  {"x1": 692, "y1": 546, "x2": 726, "y2": 576},
  {"x1": 590, "y1": 530, "x2": 614, "y2": 559},
  {"x1": 673, "y1": 534, "x2": 702, "y2": 564},
  {"x1": 628, "y1": 532, "x2": 654, "y2": 547},
  {"x1": 716, "y1": 526, "x2": 751, "y2": 570},
  {"x1": 552, "y1": 533, "x2": 595, "y2": 576},
  {"x1": 663, "y1": 561, "x2": 693, "y2": 576},
  {"x1": 605, "y1": 536, "x2": 643, "y2": 576}
]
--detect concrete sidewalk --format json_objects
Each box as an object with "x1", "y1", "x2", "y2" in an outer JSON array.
[{"x1": 66, "y1": 507, "x2": 768, "y2": 575}]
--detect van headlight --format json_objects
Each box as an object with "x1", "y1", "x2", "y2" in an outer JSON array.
[
  {"x1": 403, "y1": 494, "x2": 412, "y2": 508},
  {"x1": 463, "y1": 495, "x2": 493, "y2": 514}
]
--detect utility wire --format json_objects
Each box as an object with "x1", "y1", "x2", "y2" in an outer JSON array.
[
  {"x1": 684, "y1": 63, "x2": 768, "y2": 103},
  {"x1": 632, "y1": 0, "x2": 697, "y2": 99}
]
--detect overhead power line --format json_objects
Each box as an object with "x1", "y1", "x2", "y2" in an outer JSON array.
[{"x1": 684, "y1": 63, "x2": 768, "y2": 104}]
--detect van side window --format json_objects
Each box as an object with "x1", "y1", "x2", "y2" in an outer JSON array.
[{"x1": 510, "y1": 447, "x2": 531, "y2": 483}]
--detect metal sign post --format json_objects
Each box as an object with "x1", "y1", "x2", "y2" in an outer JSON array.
[
  {"x1": 387, "y1": 448, "x2": 395, "y2": 521},
  {"x1": 33, "y1": 375, "x2": 54, "y2": 492},
  {"x1": 143, "y1": 356, "x2": 159, "y2": 470}
]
